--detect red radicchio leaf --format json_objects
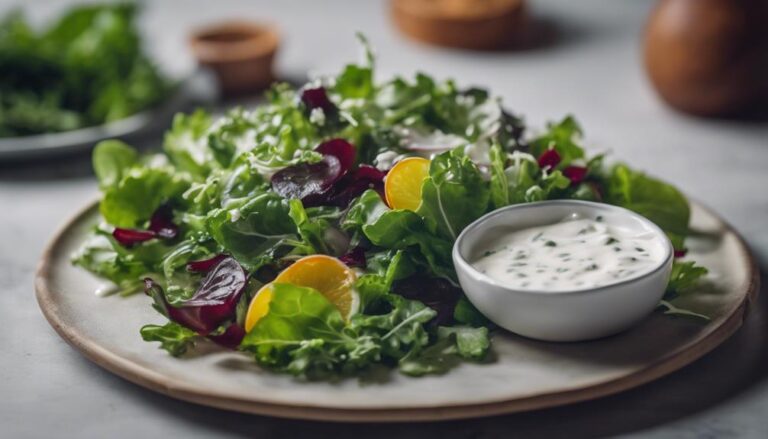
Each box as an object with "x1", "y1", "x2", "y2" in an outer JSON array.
[
  {"x1": 537, "y1": 148, "x2": 561, "y2": 169},
  {"x1": 563, "y1": 166, "x2": 588, "y2": 185},
  {"x1": 271, "y1": 155, "x2": 342, "y2": 206},
  {"x1": 393, "y1": 276, "x2": 462, "y2": 326},
  {"x1": 674, "y1": 248, "x2": 688, "y2": 258},
  {"x1": 300, "y1": 86, "x2": 337, "y2": 115},
  {"x1": 112, "y1": 205, "x2": 178, "y2": 246},
  {"x1": 316, "y1": 138, "x2": 356, "y2": 171},
  {"x1": 270, "y1": 138, "x2": 357, "y2": 207},
  {"x1": 327, "y1": 165, "x2": 386, "y2": 207},
  {"x1": 186, "y1": 254, "x2": 228, "y2": 273},
  {"x1": 113, "y1": 228, "x2": 156, "y2": 246},
  {"x1": 339, "y1": 246, "x2": 367, "y2": 268},
  {"x1": 148, "y1": 204, "x2": 178, "y2": 239},
  {"x1": 146, "y1": 257, "x2": 248, "y2": 335},
  {"x1": 208, "y1": 323, "x2": 246, "y2": 349}
]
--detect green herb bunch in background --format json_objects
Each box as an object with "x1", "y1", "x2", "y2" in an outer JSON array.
[{"x1": 0, "y1": 3, "x2": 170, "y2": 137}]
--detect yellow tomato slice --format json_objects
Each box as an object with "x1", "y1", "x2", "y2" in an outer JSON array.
[
  {"x1": 384, "y1": 157, "x2": 430, "y2": 211},
  {"x1": 244, "y1": 255, "x2": 358, "y2": 332}
]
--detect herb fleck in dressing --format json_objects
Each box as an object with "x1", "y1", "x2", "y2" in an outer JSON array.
[{"x1": 471, "y1": 216, "x2": 666, "y2": 291}]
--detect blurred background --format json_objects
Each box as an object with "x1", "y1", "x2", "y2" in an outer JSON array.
[{"x1": 1, "y1": 1, "x2": 767, "y2": 438}]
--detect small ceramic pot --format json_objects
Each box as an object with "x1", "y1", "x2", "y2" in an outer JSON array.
[
  {"x1": 189, "y1": 21, "x2": 279, "y2": 96},
  {"x1": 391, "y1": 0, "x2": 528, "y2": 50},
  {"x1": 643, "y1": 0, "x2": 768, "y2": 116}
]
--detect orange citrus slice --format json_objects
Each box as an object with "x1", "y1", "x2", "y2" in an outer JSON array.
[
  {"x1": 244, "y1": 255, "x2": 358, "y2": 332},
  {"x1": 384, "y1": 157, "x2": 430, "y2": 211}
]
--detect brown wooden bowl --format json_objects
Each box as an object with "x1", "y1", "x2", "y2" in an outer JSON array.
[
  {"x1": 391, "y1": 0, "x2": 528, "y2": 50},
  {"x1": 189, "y1": 21, "x2": 279, "y2": 96},
  {"x1": 643, "y1": 0, "x2": 768, "y2": 117}
]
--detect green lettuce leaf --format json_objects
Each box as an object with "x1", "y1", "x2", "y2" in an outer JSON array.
[
  {"x1": 163, "y1": 109, "x2": 214, "y2": 179},
  {"x1": 140, "y1": 322, "x2": 200, "y2": 356},
  {"x1": 362, "y1": 208, "x2": 455, "y2": 281},
  {"x1": 100, "y1": 165, "x2": 190, "y2": 228},
  {"x1": 606, "y1": 164, "x2": 690, "y2": 237},
  {"x1": 72, "y1": 229, "x2": 148, "y2": 295},
  {"x1": 417, "y1": 149, "x2": 490, "y2": 241},
  {"x1": 355, "y1": 250, "x2": 416, "y2": 311},
  {"x1": 206, "y1": 192, "x2": 297, "y2": 270},
  {"x1": 288, "y1": 199, "x2": 333, "y2": 256},
  {"x1": 92, "y1": 140, "x2": 138, "y2": 189}
]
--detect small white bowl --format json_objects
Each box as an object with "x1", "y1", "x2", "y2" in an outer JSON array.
[{"x1": 453, "y1": 200, "x2": 673, "y2": 342}]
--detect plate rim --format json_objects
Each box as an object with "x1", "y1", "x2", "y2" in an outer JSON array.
[{"x1": 34, "y1": 200, "x2": 761, "y2": 422}]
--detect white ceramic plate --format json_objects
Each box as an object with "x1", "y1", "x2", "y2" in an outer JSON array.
[{"x1": 35, "y1": 201, "x2": 759, "y2": 422}]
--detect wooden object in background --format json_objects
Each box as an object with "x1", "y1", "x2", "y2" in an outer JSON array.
[
  {"x1": 391, "y1": 0, "x2": 528, "y2": 50},
  {"x1": 189, "y1": 21, "x2": 279, "y2": 96},
  {"x1": 644, "y1": 0, "x2": 768, "y2": 117}
]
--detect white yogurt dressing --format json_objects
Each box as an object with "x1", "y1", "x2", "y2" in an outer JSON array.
[{"x1": 471, "y1": 215, "x2": 667, "y2": 291}]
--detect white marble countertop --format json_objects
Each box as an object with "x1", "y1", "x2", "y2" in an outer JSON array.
[{"x1": 2, "y1": 0, "x2": 767, "y2": 437}]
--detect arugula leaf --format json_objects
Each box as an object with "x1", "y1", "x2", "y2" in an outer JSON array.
[
  {"x1": 655, "y1": 261, "x2": 710, "y2": 321},
  {"x1": 417, "y1": 149, "x2": 490, "y2": 241},
  {"x1": 353, "y1": 294, "x2": 436, "y2": 358},
  {"x1": 606, "y1": 164, "x2": 690, "y2": 237},
  {"x1": 658, "y1": 300, "x2": 710, "y2": 322},
  {"x1": 245, "y1": 83, "x2": 323, "y2": 173},
  {"x1": 335, "y1": 65, "x2": 374, "y2": 100},
  {"x1": 665, "y1": 261, "x2": 709, "y2": 298},
  {"x1": 141, "y1": 322, "x2": 200, "y2": 356},
  {"x1": 399, "y1": 326, "x2": 489, "y2": 376},
  {"x1": 333, "y1": 34, "x2": 375, "y2": 100},
  {"x1": 72, "y1": 229, "x2": 148, "y2": 295}
]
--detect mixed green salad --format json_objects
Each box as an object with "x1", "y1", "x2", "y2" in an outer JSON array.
[
  {"x1": 74, "y1": 38, "x2": 708, "y2": 379},
  {"x1": 0, "y1": 3, "x2": 170, "y2": 137}
]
